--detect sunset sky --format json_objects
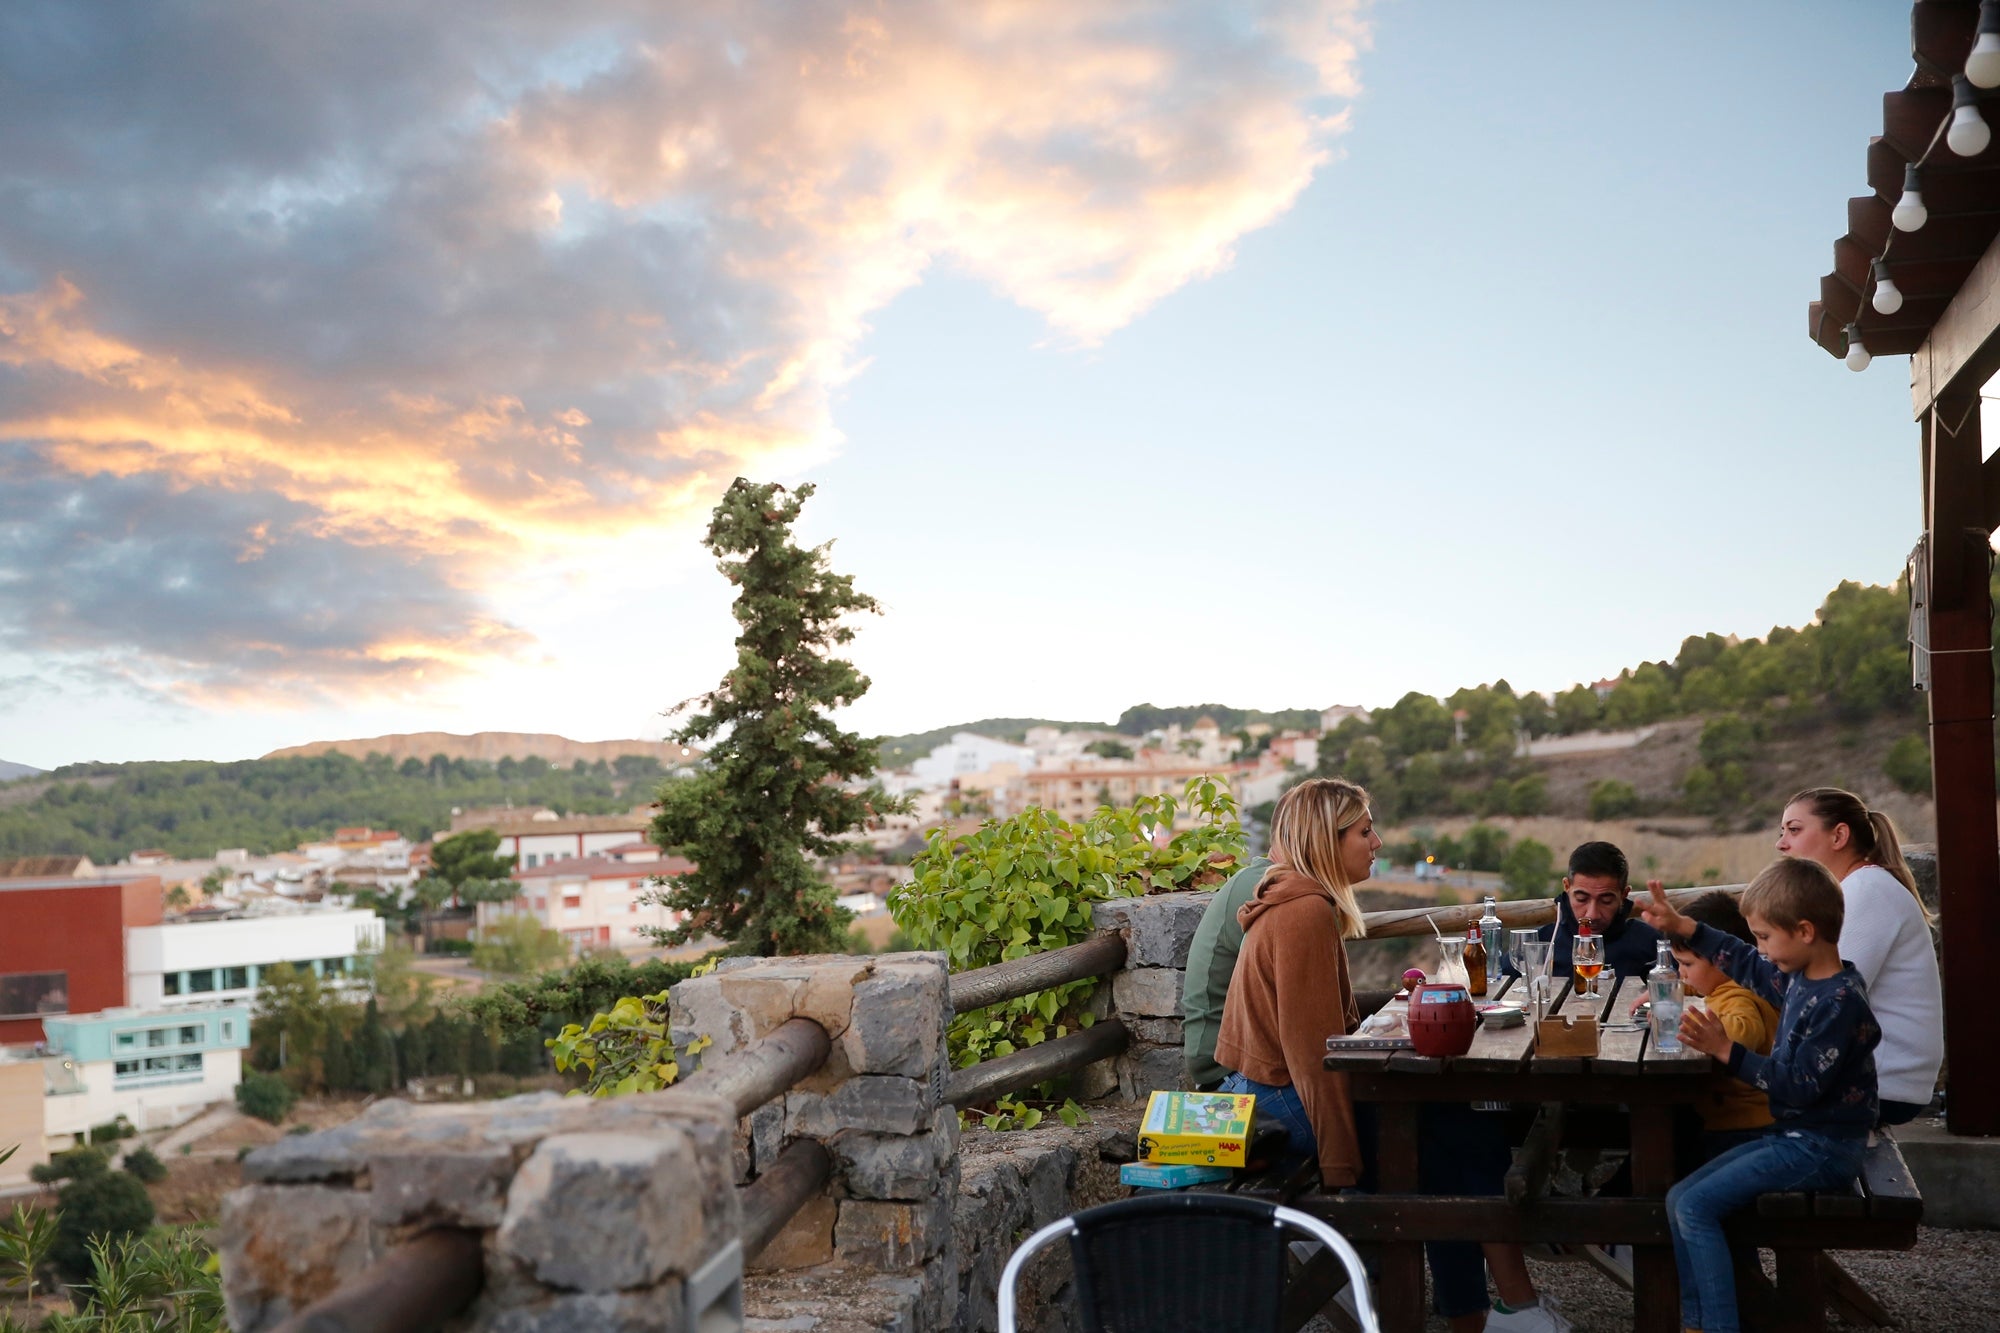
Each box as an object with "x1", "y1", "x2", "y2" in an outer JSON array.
[{"x1": 0, "y1": 3, "x2": 1929, "y2": 769}]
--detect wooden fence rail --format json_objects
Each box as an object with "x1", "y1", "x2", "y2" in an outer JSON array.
[
  {"x1": 679, "y1": 1016, "x2": 831, "y2": 1117},
  {"x1": 1359, "y1": 884, "x2": 1742, "y2": 940},
  {"x1": 269, "y1": 1227, "x2": 483, "y2": 1333},
  {"x1": 946, "y1": 933, "x2": 1128, "y2": 1013},
  {"x1": 945, "y1": 1018, "x2": 1131, "y2": 1109}
]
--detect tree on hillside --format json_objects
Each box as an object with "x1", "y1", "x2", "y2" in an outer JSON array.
[
  {"x1": 472, "y1": 915, "x2": 568, "y2": 978},
  {"x1": 420, "y1": 827, "x2": 518, "y2": 907},
  {"x1": 642, "y1": 479, "x2": 900, "y2": 956}
]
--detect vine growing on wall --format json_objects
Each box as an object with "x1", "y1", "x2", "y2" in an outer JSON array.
[{"x1": 888, "y1": 778, "x2": 1244, "y2": 1125}]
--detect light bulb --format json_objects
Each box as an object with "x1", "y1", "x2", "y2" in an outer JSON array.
[
  {"x1": 1893, "y1": 164, "x2": 1927, "y2": 231},
  {"x1": 1872, "y1": 260, "x2": 1904, "y2": 315},
  {"x1": 1844, "y1": 323, "x2": 1871, "y2": 372},
  {"x1": 1950, "y1": 76, "x2": 1992, "y2": 157},
  {"x1": 1971, "y1": 2, "x2": 2000, "y2": 88}
]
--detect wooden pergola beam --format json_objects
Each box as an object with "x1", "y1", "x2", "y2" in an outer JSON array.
[{"x1": 1911, "y1": 227, "x2": 2000, "y2": 414}]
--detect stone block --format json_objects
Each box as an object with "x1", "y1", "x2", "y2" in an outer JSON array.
[
  {"x1": 487, "y1": 1286, "x2": 683, "y2": 1333},
  {"x1": 1092, "y1": 893, "x2": 1213, "y2": 968},
  {"x1": 1115, "y1": 1042, "x2": 1189, "y2": 1099},
  {"x1": 839, "y1": 954, "x2": 948, "y2": 1079},
  {"x1": 672, "y1": 955, "x2": 872, "y2": 1061},
  {"x1": 1109, "y1": 967, "x2": 1183, "y2": 1018},
  {"x1": 221, "y1": 1185, "x2": 377, "y2": 1332},
  {"x1": 1121, "y1": 1015, "x2": 1183, "y2": 1047},
  {"x1": 745, "y1": 1195, "x2": 837, "y2": 1272},
  {"x1": 834, "y1": 1132, "x2": 936, "y2": 1201},
  {"x1": 834, "y1": 1192, "x2": 952, "y2": 1271},
  {"x1": 749, "y1": 1098, "x2": 785, "y2": 1175},
  {"x1": 369, "y1": 1144, "x2": 513, "y2": 1227},
  {"x1": 1022, "y1": 1145, "x2": 1076, "y2": 1227},
  {"x1": 1073, "y1": 1057, "x2": 1119, "y2": 1102},
  {"x1": 787, "y1": 1077, "x2": 930, "y2": 1138},
  {"x1": 497, "y1": 1131, "x2": 711, "y2": 1292}
]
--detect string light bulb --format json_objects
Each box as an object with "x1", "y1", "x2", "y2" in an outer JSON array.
[
  {"x1": 1949, "y1": 76, "x2": 1992, "y2": 157},
  {"x1": 1872, "y1": 259, "x2": 1904, "y2": 315},
  {"x1": 1969, "y1": 0, "x2": 2000, "y2": 88},
  {"x1": 1893, "y1": 164, "x2": 1928, "y2": 231},
  {"x1": 1844, "y1": 323, "x2": 1872, "y2": 372}
]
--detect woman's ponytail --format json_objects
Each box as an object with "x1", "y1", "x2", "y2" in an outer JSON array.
[{"x1": 1865, "y1": 809, "x2": 1931, "y2": 922}]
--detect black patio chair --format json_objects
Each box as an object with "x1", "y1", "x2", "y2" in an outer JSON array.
[{"x1": 995, "y1": 1190, "x2": 1378, "y2": 1333}]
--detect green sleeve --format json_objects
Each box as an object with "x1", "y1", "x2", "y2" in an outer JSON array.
[{"x1": 1181, "y1": 858, "x2": 1268, "y2": 1087}]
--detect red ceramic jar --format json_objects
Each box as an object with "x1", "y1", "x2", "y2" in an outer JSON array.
[{"x1": 1408, "y1": 983, "x2": 1477, "y2": 1057}]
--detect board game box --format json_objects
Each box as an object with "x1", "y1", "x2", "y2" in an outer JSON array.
[
  {"x1": 1136, "y1": 1089, "x2": 1255, "y2": 1168},
  {"x1": 1120, "y1": 1162, "x2": 1235, "y2": 1189}
]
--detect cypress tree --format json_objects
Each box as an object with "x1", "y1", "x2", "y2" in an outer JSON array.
[{"x1": 646, "y1": 479, "x2": 900, "y2": 956}]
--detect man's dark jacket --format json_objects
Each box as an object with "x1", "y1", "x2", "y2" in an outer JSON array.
[{"x1": 1514, "y1": 890, "x2": 1662, "y2": 978}]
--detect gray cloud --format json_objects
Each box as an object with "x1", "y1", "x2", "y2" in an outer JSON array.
[{"x1": 0, "y1": 1, "x2": 1366, "y2": 699}]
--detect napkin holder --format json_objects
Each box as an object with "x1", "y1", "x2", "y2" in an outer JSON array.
[{"x1": 1535, "y1": 1014, "x2": 1599, "y2": 1057}]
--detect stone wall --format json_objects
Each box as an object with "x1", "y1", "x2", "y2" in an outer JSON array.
[{"x1": 1090, "y1": 891, "x2": 1209, "y2": 1099}]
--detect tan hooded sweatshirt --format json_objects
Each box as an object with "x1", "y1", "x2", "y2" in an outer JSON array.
[{"x1": 1213, "y1": 866, "x2": 1363, "y2": 1186}]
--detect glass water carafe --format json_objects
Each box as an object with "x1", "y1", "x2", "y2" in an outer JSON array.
[{"x1": 1435, "y1": 935, "x2": 1470, "y2": 990}]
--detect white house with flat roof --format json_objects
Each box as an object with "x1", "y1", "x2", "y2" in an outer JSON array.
[
  {"x1": 125, "y1": 905, "x2": 384, "y2": 1010},
  {"x1": 38, "y1": 1003, "x2": 251, "y2": 1141}
]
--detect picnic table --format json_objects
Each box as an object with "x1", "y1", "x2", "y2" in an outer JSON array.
[
  {"x1": 1223, "y1": 973, "x2": 1922, "y2": 1333},
  {"x1": 1300, "y1": 973, "x2": 1706, "y2": 1333}
]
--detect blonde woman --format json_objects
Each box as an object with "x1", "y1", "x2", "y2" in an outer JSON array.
[
  {"x1": 1215, "y1": 779, "x2": 1566, "y2": 1333},
  {"x1": 1775, "y1": 787, "x2": 1942, "y2": 1125}
]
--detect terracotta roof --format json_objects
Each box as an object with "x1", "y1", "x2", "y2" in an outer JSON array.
[{"x1": 0, "y1": 855, "x2": 92, "y2": 879}]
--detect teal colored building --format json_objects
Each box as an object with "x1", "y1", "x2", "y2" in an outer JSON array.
[{"x1": 44, "y1": 1004, "x2": 251, "y2": 1092}]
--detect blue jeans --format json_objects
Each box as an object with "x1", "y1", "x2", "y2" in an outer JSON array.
[
  {"x1": 1666, "y1": 1128, "x2": 1864, "y2": 1333},
  {"x1": 1218, "y1": 1073, "x2": 1502, "y2": 1320}
]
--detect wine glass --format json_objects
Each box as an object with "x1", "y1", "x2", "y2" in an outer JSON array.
[{"x1": 1572, "y1": 932, "x2": 1604, "y2": 1002}]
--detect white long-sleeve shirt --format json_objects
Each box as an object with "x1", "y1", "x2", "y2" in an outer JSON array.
[{"x1": 1840, "y1": 864, "x2": 1943, "y2": 1106}]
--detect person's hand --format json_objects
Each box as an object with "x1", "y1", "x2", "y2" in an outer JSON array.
[
  {"x1": 1678, "y1": 1005, "x2": 1731, "y2": 1059},
  {"x1": 1637, "y1": 879, "x2": 1692, "y2": 942}
]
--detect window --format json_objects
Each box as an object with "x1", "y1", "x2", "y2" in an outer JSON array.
[
  {"x1": 115, "y1": 1060, "x2": 138, "y2": 1077},
  {"x1": 163, "y1": 972, "x2": 182, "y2": 996},
  {"x1": 115, "y1": 1031, "x2": 136, "y2": 1050},
  {"x1": 0, "y1": 971, "x2": 68, "y2": 1020},
  {"x1": 187, "y1": 969, "x2": 216, "y2": 993},
  {"x1": 221, "y1": 1020, "x2": 234, "y2": 1040},
  {"x1": 223, "y1": 966, "x2": 249, "y2": 990},
  {"x1": 173, "y1": 1052, "x2": 202, "y2": 1072},
  {"x1": 147, "y1": 1028, "x2": 168, "y2": 1047},
  {"x1": 179, "y1": 1025, "x2": 201, "y2": 1045},
  {"x1": 321, "y1": 957, "x2": 346, "y2": 977}
]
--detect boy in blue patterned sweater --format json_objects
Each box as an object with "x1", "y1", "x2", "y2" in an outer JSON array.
[{"x1": 1638, "y1": 859, "x2": 1880, "y2": 1333}]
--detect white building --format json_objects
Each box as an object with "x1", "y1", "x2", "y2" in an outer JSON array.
[
  {"x1": 38, "y1": 1003, "x2": 250, "y2": 1142},
  {"x1": 125, "y1": 905, "x2": 385, "y2": 1010},
  {"x1": 458, "y1": 810, "x2": 658, "y2": 871},
  {"x1": 479, "y1": 848, "x2": 690, "y2": 953},
  {"x1": 1319, "y1": 704, "x2": 1373, "y2": 732},
  {"x1": 907, "y1": 733, "x2": 1038, "y2": 791}
]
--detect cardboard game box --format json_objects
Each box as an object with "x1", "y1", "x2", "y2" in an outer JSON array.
[{"x1": 1136, "y1": 1090, "x2": 1256, "y2": 1168}]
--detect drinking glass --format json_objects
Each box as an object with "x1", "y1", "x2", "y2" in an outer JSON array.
[
  {"x1": 1573, "y1": 932, "x2": 1604, "y2": 1001},
  {"x1": 1508, "y1": 928, "x2": 1539, "y2": 977},
  {"x1": 1436, "y1": 936, "x2": 1470, "y2": 990},
  {"x1": 1518, "y1": 939, "x2": 1553, "y2": 1020}
]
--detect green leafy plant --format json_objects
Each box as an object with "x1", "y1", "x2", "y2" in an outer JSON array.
[
  {"x1": 120, "y1": 1146, "x2": 168, "y2": 1184},
  {"x1": 35, "y1": 1228, "x2": 222, "y2": 1333},
  {"x1": 0, "y1": 1200, "x2": 60, "y2": 1305},
  {"x1": 890, "y1": 778, "x2": 1243, "y2": 1125},
  {"x1": 546, "y1": 990, "x2": 714, "y2": 1097},
  {"x1": 49, "y1": 1169, "x2": 153, "y2": 1284}
]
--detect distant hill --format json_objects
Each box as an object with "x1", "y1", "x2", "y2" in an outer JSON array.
[
  {"x1": 264, "y1": 731, "x2": 698, "y2": 766},
  {"x1": 873, "y1": 705, "x2": 1327, "y2": 769},
  {"x1": 0, "y1": 760, "x2": 43, "y2": 783}
]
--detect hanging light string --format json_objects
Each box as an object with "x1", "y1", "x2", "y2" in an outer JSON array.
[{"x1": 1851, "y1": 2, "x2": 2000, "y2": 370}]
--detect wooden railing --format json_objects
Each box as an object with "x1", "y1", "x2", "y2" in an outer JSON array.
[{"x1": 944, "y1": 934, "x2": 1132, "y2": 1109}]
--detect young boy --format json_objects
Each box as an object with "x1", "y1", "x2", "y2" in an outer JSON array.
[
  {"x1": 1674, "y1": 891, "x2": 1779, "y2": 1161},
  {"x1": 1638, "y1": 861, "x2": 1880, "y2": 1333}
]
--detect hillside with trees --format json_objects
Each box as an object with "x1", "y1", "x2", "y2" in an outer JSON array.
[{"x1": 0, "y1": 750, "x2": 670, "y2": 861}]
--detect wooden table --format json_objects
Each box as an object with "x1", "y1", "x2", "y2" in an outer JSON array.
[{"x1": 1303, "y1": 972, "x2": 1711, "y2": 1333}]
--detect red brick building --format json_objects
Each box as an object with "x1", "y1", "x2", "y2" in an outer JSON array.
[{"x1": 0, "y1": 875, "x2": 163, "y2": 1043}]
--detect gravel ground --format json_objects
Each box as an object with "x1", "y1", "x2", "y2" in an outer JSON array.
[{"x1": 1305, "y1": 1226, "x2": 2000, "y2": 1331}]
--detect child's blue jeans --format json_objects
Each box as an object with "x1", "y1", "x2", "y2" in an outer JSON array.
[{"x1": 1666, "y1": 1127, "x2": 1864, "y2": 1333}]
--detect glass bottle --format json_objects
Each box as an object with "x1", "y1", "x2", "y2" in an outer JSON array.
[
  {"x1": 1479, "y1": 894, "x2": 1504, "y2": 991},
  {"x1": 1648, "y1": 938, "x2": 1685, "y2": 1054},
  {"x1": 1463, "y1": 926, "x2": 1487, "y2": 997},
  {"x1": 1436, "y1": 935, "x2": 1469, "y2": 991}
]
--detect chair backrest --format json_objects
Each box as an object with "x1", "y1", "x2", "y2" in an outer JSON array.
[{"x1": 1067, "y1": 1192, "x2": 1288, "y2": 1332}]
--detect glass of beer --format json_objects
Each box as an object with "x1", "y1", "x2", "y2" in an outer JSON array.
[{"x1": 1573, "y1": 932, "x2": 1604, "y2": 1001}]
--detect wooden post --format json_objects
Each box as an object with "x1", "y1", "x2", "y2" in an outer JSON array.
[{"x1": 1923, "y1": 394, "x2": 2000, "y2": 1137}]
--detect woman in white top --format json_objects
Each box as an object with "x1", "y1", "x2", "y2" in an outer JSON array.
[{"x1": 1776, "y1": 787, "x2": 1944, "y2": 1124}]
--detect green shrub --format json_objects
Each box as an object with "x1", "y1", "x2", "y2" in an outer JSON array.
[
  {"x1": 120, "y1": 1145, "x2": 168, "y2": 1184},
  {"x1": 1884, "y1": 734, "x2": 1933, "y2": 795},
  {"x1": 86, "y1": 1116, "x2": 135, "y2": 1145},
  {"x1": 235, "y1": 1072, "x2": 295, "y2": 1125},
  {"x1": 888, "y1": 778, "x2": 1243, "y2": 1125},
  {"x1": 51, "y1": 1168, "x2": 154, "y2": 1282},
  {"x1": 1587, "y1": 779, "x2": 1640, "y2": 820},
  {"x1": 427, "y1": 937, "x2": 476, "y2": 956},
  {"x1": 29, "y1": 1144, "x2": 109, "y2": 1184},
  {"x1": 1500, "y1": 839, "x2": 1557, "y2": 900},
  {"x1": 1697, "y1": 714, "x2": 1757, "y2": 767}
]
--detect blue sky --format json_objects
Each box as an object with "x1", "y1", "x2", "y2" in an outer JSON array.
[{"x1": 0, "y1": 2, "x2": 1929, "y2": 766}]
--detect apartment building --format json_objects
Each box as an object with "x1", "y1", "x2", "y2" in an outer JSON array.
[
  {"x1": 41, "y1": 1002, "x2": 251, "y2": 1139},
  {"x1": 125, "y1": 904, "x2": 386, "y2": 1009},
  {"x1": 0, "y1": 874, "x2": 163, "y2": 1043},
  {"x1": 477, "y1": 846, "x2": 691, "y2": 953},
  {"x1": 452, "y1": 809, "x2": 658, "y2": 871}
]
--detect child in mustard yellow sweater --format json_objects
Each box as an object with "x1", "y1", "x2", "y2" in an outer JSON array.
[{"x1": 1675, "y1": 892, "x2": 1779, "y2": 1158}]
